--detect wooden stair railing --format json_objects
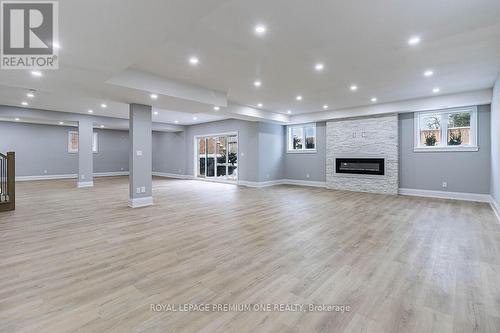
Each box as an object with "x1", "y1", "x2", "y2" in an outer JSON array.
[{"x1": 0, "y1": 152, "x2": 15, "y2": 212}]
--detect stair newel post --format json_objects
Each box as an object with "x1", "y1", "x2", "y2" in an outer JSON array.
[{"x1": 7, "y1": 152, "x2": 15, "y2": 210}]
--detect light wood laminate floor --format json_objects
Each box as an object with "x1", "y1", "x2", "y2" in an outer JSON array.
[{"x1": 0, "y1": 176, "x2": 499, "y2": 333}]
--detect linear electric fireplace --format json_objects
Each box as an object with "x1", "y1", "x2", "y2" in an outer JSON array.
[{"x1": 335, "y1": 158, "x2": 385, "y2": 175}]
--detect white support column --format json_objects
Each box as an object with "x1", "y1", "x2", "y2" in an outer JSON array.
[
  {"x1": 128, "y1": 104, "x2": 153, "y2": 208},
  {"x1": 77, "y1": 119, "x2": 94, "y2": 188}
]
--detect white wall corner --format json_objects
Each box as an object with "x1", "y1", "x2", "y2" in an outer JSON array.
[{"x1": 128, "y1": 196, "x2": 153, "y2": 208}]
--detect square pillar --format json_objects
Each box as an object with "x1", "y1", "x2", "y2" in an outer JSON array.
[
  {"x1": 77, "y1": 119, "x2": 94, "y2": 188},
  {"x1": 129, "y1": 104, "x2": 153, "y2": 208}
]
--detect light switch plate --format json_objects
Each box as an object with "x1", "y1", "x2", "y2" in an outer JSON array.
[
  {"x1": 136, "y1": 150, "x2": 142, "y2": 156},
  {"x1": 141, "y1": 186, "x2": 146, "y2": 193}
]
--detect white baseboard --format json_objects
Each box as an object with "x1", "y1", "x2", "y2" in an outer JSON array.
[
  {"x1": 16, "y1": 174, "x2": 78, "y2": 181},
  {"x1": 94, "y1": 171, "x2": 129, "y2": 177},
  {"x1": 490, "y1": 196, "x2": 500, "y2": 223},
  {"x1": 77, "y1": 181, "x2": 94, "y2": 188},
  {"x1": 16, "y1": 171, "x2": 129, "y2": 182},
  {"x1": 282, "y1": 179, "x2": 327, "y2": 188},
  {"x1": 152, "y1": 172, "x2": 193, "y2": 180},
  {"x1": 398, "y1": 188, "x2": 491, "y2": 203},
  {"x1": 238, "y1": 180, "x2": 282, "y2": 188},
  {"x1": 128, "y1": 196, "x2": 153, "y2": 208},
  {"x1": 238, "y1": 179, "x2": 327, "y2": 188}
]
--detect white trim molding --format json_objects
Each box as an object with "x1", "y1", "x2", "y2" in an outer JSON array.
[
  {"x1": 77, "y1": 181, "x2": 94, "y2": 188},
  {"x1": 413, "y1": 146, "x2": 479, "y2": 153},
  {"x1": 490, "y1": 197, "x2": 500, "y2": 223},
  {"x1": 16, "y1": 171, "x2": 129, "y2": 182},
  {"x1": 94, "y1": 171, "x2": 129, "y2": 177},
  {"x1": 153, "y1": 172, "x2": 193, "y2": 180},
  {"x1": 128, "y1": 196, "x2": 153, "y2": 208},
  {"x1": 16, "y1": 174, "x2": 77, "y2": 181},
  {"x1": 282, "y1": 179, "x2": 327, "y2": 188},
  {"x1": 238, "y1": 180, "x2": 283, "y2": 188},
  {"x1": 238, "y1": 179, "x2": 327, "y2": 188},
  {"x1": 399, "y1": 188, "x2": 491, "y2": 203}
]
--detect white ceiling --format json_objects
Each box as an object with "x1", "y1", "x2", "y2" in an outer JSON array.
[{"x1": 0, "y1": 0, "x2": 499, "y2": 125}]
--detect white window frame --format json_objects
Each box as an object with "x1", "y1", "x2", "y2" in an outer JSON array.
[
  {"x1": 68, "y1": 131, "x2": 99, "y2": 154},
  {"x1": 287, "y1": 123, "x2": 317, "y2": 153},
  {"x1": 414, "y1": 106, "x2": 478, "y2": 152}
]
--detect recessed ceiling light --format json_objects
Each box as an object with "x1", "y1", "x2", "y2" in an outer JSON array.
[
  {"x1": 408, "y1": 36, "x2": 421, "y2": 46},
  {"x1": 257, "y1": 103, "x2": 263, "y2": 108},
  {"x1": 323, "y1": 104, "x2": 329, "y2": 109},
  {"x1": 174, "y1": 120, "x2": 179, "y2": 124},
  {"x1": 287, "y1": 110, "x2": 292, "y2": 114},
  {"x1": 350, "y1": 85, "x2": 358, "y2": 91},
  {"x1": 21, "y1": 101, "x2": 28, "y2": 106},
  {"x1": 153, "y1": 111, "x2": 159, "y2": 115},
  {"x1": 193, "y1": 116, "x2": 198, "y2": 120},
  {"x1": 371, "y1": 97, "x2": 378, "y2": 102},
  {"x1": 432, "y1": 87, "x2": 440, "y2": 93},
  {"x1": 59, "y1": 121, "x2": 64, "y2": 125},
  {"x1": 254, "y1": 80, "x2": 262, "y2": 88},
  {"x1": 15, "y1": 118, "x2": 20, "y2": 121},
  {"x1": 31, "y1": 70, "x2": 42, "y2": 77},
  {"x1": 150, "y1": 93, "x2": 158, "y2": 100},
  {"x1": 315, "y1": 63, "x2": 324, "y2": 71},
  {"x1": 88, "y1": 109, "x2": 93, "y2": 113},
  {"x1": 189, "y1": 56, "x2": 199, "y2": 65},
  {"x1": 254, "y1": 24, "x2": 267, "y2": 36},
  {"x1": 100, "y1": 103, "x2": 107, "y2": 108},
  {"x1": 213, "y1": 106, "x2": 220, "y2": 111},
  {"x1": 296, "y1": 95, "x2": 303, "y2": 101},
  {"x1": 424, "y1": 70, "x2": 434, "y2": 77},
  {"x1": 100, "y1": 125, "x2": 104, "y2": 128},
  {"x1": 26, "y1": 91, "x2": 35, "y2": 98}
]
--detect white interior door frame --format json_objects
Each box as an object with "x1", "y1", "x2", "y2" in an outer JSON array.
[{"x1": 193, "y1": 131, "x2": 239, "y2": 184}]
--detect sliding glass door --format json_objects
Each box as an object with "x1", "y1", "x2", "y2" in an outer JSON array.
[{"x1": 196, "y1": 134, "x2": 238, "y2": 183}]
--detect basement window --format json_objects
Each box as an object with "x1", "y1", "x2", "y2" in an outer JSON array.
[
  {"x1": 287, "y1": 123, "x2": 316, "y2": 153},
  {"x1": 414, "y1": 107, "x2": 478, "y2": 152}
]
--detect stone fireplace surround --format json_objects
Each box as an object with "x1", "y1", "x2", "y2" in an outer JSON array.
[{"x1": 326, "y1": 113, "x2": 399, "y2": 195}]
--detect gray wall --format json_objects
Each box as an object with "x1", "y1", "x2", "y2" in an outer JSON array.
[
  {"x1": 93, "y1": 128, "x2": 129, "y2": 173},
  {"x1": 283, "y1": 122, "x2": 326, "y2": 182},
  {"x1": 0, "y1": 121, "x2": 129, "y2": 176},
  {"x1": 258, "y1": 122, "x2": 285, "y2": 181},
  {"x1": 399, "y1": 105, "x2": 491, "y2": 194},
  {"x1": 492, "y1": 76, "x2": 500, "y2": 204},
  {"x1": 152, "y1": 131, "x2": 186, "y2": 175}
]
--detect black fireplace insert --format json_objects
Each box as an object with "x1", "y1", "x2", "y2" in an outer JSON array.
[{"x1": 335, "y1": 158, "x2": 385, "y2": 175}]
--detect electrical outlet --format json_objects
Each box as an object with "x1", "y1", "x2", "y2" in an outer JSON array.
[
  {"x1": 43, "y1": 170, "x2": 48, "y2": 174},
  {"x1": 306, "y1": 173, "x2": 310, "y2": 179},
  {"x1": 136, "y1": 150, "x2": 142, "y2": 156},
  {"x1": 442, "y1": 181, "x2": 448, "y2": 188},
  {"x1": 136, "y1": 187, "x2": 141, "y2": 194},
  {"x1": 141, "y1": 186, "x2": 146, "y2": 193},
  {"x1": 120, "y1": 167, "x2": 124, "y2": 171},
  {"x1": 81, "y1": 175, "x2": 85, "y2": 180}
]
